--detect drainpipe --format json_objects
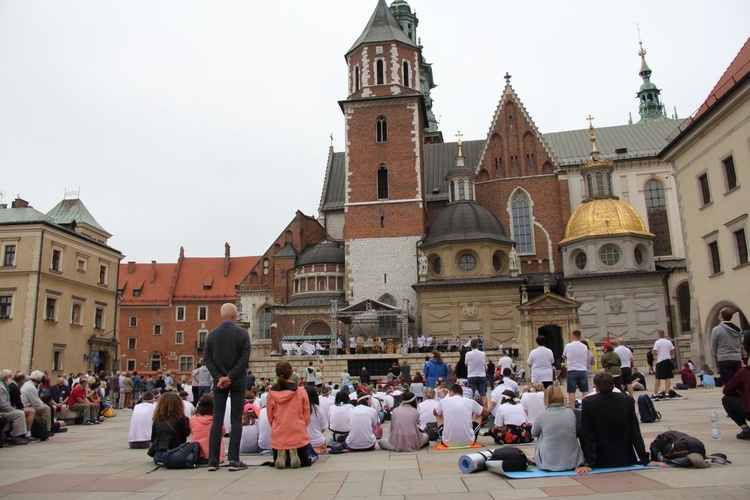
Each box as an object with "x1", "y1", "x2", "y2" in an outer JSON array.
[
  {"x1": 29, "y1": 228, "x2": 45, "y2": 372},
  {"x1": 113, "y1": 254, "x2": 122, "y2": 372},
  {"x1": 662, "y1": 268, "x2": 680, "y2": 369}
]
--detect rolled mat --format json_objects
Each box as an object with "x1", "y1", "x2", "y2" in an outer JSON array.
[{"x1": 458, "y1": 450, "x2": 494, "y2": 473}]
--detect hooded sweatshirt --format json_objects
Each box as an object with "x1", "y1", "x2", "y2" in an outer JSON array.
[
  {"x1": 267, "y1": 384, "x2": 311, "y2": 450},
  {"x1": 711, "y1": 321, "x2": 743, "y2": 362}
]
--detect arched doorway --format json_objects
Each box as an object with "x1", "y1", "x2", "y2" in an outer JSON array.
[
  {"x1": 538, "y1": 325, "x2": 563, "y2": 369},
  {"x1": 702, "y1": 302, "x2": 748, "y2": 366},
  {"x1": 302, "y1": 321, "x2": 331, "y2": 336}
]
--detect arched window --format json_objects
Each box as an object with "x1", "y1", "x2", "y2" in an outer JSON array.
[
  {"x1": 511, "y1": 191, "x2": 533, "y2": 253},
  {"x1": 676, "y1": 282, "x2": 691, "y2": 333},
  {"x1": 376, "y1": 59, "x2": 384, "y2": 85},
  {"x1": 403, "y1": 61, "x2": 410, "y2": 87},
  {"x1": 595, "y1": 172, "x2": 604, "y2": 196},
  {"x1": 468, "y1": 180, "x2": 474, "y2": 200},
  {"x1": 376, "y1": 116, "x2": 387, "y2": 143},
  {"x1": 458, "y1": 179, "x2": 465, "y2": 200},
  {"x1": 354, "y1": 66, "x2": 360, "y2": 91},
  {"x1": 377, "y1": 165, "x2": 389, "y2": 199},
  {"x1": 586, "y1": 174, "x2": 594, "y2": 198},
  {"x1": 644, "y1": 180, "x2": 673, "y2": 256}
]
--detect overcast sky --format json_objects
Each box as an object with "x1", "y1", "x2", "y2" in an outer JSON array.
[{"x1": 1, "y1": 1, "x2": 748, "y2": 263}]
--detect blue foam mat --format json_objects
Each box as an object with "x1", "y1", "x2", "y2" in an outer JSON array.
[{"x1": 487, "y1": 462, "x2": 661, "y2": 478}]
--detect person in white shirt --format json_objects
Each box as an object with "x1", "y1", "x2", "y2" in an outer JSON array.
[
  {"x1": 652, "y1": 329, "x2": 675, "y2": 399},
  {"x1": 180, "y1": 391, "x2": 195, "y2": 418},
  {"x1": 257, "y1": 407, "x2": 272, "y2": 452},
  {"x1": 240, "y1": 404, "x2": 260, "y2": 454},
  {"x1": 465, "y1": 340, "x2": 488, "y2": 405},
  {"x1": 614, "y1": 338, "x2": 634, "y2": 397},
  {"x1": 527, "y1": 336, "x2": 555, "y2": 388},
  {"x1": 562, "y1": 330, "x2": 590, "y2": 408},
  {"x1": 464, "y1": 336, "x2": 473, "y2": 349},
  {"x1": 417, "y1": 335, "x2": 426, "y2": 353},
  {"x1": 498, "y1": 353, "x2": 514, "y2": 375},
  {"x1": 336, "y1": 336, "x2": 343, "y2": 354},
  {"x1": 425, "y1": 335, "x2": 434, "y2": 349},
  {"x1": 349, "y1": 336, "x2": 356, "y2": 355},
  {"x1": 489, "y1": 373, "x2": 521, "y2": 418},
  {"x1": 499, "y1": 368, "x2": 519, "y2": 395},
  {"x1": 127, "y1": 391, "x2": 156, "y2": 448},
  {"x1": 319, "y1": 386, "x2": 335, "y2": 420},
  {"x1": 520, "y1": 383, "x2": 546, "y2": 425},
  {"x1": 328, "y1": 391, "x2": 353, "y2": 444},
  {"x1": 341, "y1": 370, "x2": 351, "y2": 385},
  {"x1": 345, "y1": 395, "x2": 379, "y2": 451},
  {"x1": 305, "y1": 386, "x2": 328, "y2": 455},
  {"x1": 434, "y1": 384, "x2": 488, "y2": 448},
  {"x1": 417, "y1": 388, "x2": 439, "y2": 430},
  {"x1": 494, "y1": 391, "x2": 527, "y2": 427}
]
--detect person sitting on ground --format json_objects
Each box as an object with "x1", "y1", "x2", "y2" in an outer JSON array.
[
  {"x1": 520, "y1": 382, "x2": 546, "y2": 425},
  {"x1": 239, "y1": 403, "x2": 260, "y2": 454},
  {"x1": 267, "y1": 361, "x2": 312, "y2": 469},
  {"x1": 532, "y1": 385, "x2": 585, "y2": 471},
  {"x1": 434, "y1": 384, "x2": 488, "y2": 448},
  {"x1": 21, "y1": 370, "x2": 52, "y2": 434},
  {"x1": 697, "y1": 364, "x2": 717, "y2": 387},
  {"x1": 0, "y1": 369, "x2": 32, "y2": 445},
  {"x1": 417, "y1": 387, "x2": 439, "y2": 431},
  {"x1": 631, "y1": 367, "x2": 647, "y2": 392},
  {"x1": 257, "y1": 406, "x2": 272, "y2": 454},
  {"x1": 409, "y1": 374, "x2": 425, "y2": 402},
  {"x1": 190, "y1": 393, "x2": 226, "y2": 463},
  {"x1": 69, "y1": 377, "x2": 98, "y2": 425},
  {"x1": 319, "y1": 385, "x2": 335, "y2": 420},
  {"x1": 600, "y1": 342, "x2": 622, "y2": 391},
  {"x1": 150, "y1": 392, "x2": 190, "y2": 464},
  {"x1": 179, "y1": 390, "x2": 195, "y2": 418},
  {"x1": 577, "y1": 372, "x2": 667, "y2": 474},
  {"x1": 328, "y1": 388, "x2": 353, "y2": 444},
  {"x1": 678, "y1": 363, "x2": 698, "y2": 389},
  {"x1": 345, "y1": 392, "x2": 380, "y2": 451},
  {"x1": 721, "y1": 363, "x2": 750, "y2": 440},
  {"x1": 305, "y1": 385, "x2": 328, "y2": 456},
  {"x1": 378, "y1": 391, "x2": 428, "y2": 451},
  {"x1": 128, "y1": 391, "x2": 157, "y2": 449},
  {"x1": 489, "y1": 390, "x2": 531, "y2": 444}
]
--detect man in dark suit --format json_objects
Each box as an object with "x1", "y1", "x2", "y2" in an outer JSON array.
[
  {"x1": 204, "y1": 303, "x2": 251, "y2": 471},
  {"x1": 576, "y1": 372, "x2": 666, "y2": 474}
]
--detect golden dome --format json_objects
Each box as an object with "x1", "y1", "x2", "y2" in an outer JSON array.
[{"x1": 561, "y1": 198, "x2": 654, "y2": 245}]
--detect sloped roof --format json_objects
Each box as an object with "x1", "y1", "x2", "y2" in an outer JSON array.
[
  {"x1": 425, "y1": 140, "x2": 485, "y2": 202},
  {"x1": 545, "y1": 119, "x2": 684, "y2": 166},
  {"x1": 693, "y1": 37, "x2": 750, "y2": 121},
  {"x1": 173, "y1": 256, "x2": 259, "y2": 300},
  {"x1": 46, "y1": 198, "x2": 111, "y2": 236},
  {"x1": 319, "y1": 150, "x2": 346, "y2": 211},
  {"x1": 0, "y1": 206, "x2": 55, "y2": 224},
  {"x1": 118, "y1": 262, "x2": 177, "y2": 306},
  {"x1": 347, "y1": 0, "x2": 417, "y2": 56}
]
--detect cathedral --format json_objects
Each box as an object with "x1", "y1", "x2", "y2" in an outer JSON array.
[{"x1": 238, "y1": 0, "x2": 690, "y2": 368}]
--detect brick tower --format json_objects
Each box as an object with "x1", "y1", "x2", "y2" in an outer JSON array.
[{"x1": 341, "y1": 0, "x2": 428, "y2": 307}]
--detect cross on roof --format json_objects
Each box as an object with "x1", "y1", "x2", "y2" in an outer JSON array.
[
  {"x1": 455, "y1": 130, "x2": 463, "y2": 143},
  {"x1": 586, "y1": 115, "x2": 595, "y2": 128}
]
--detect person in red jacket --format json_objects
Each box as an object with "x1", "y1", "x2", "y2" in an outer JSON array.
[
  {"x1": 69, "y1": 378, "x2": 98, "y2": 425},
  {"x1": 722, "y1": 364, "x2": 750, "y2": 440}
]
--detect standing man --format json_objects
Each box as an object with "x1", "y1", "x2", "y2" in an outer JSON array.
[
  {"x1": 562, "y1": 330, "x2": 589, "y2": 408},
  {"x1": 527, "y1": 336, "x2": 555, "y2": 389},
  {"x1": 615, "y1": 338, "x2": 634, "y2": 397},
  {"x1": 400, "y1": 360, "x2": 411, "y2": 383},
  {"x1": 204, "y1": 303, "x2": 251, "y2": 471},
  {"x1": 486, "y1": 359, "x2": 495, "y2": 390},
  {"x1": 711, "y1": 307, "x2": 743, "y2": 384},
  {"x1": 652, "y1": 329, "x2": 675, "y2": 399},
  {"x1": 465, "y1": 340, "x2": 487, "y2": 405},
  {"x1": 196, "y1": 363, "x2": 212, "y2": 399},
  {"x1": 190, "y1": 364, "x2": 201, "y2": 404}
]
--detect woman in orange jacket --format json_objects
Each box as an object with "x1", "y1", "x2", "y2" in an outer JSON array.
[{"x1": 267, "y1": 361, "x2": 312, "y2": 469}]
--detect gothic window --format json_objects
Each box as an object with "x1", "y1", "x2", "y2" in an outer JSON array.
[
  {"x1": 376, "y1": 116, "x2": 387, "y2": 143},
  {"x1": 526, "y1": 154, "x2": 535, "y2": 170},
  {"x1": 586, "y1": 174, "x2": 594, "y2": 198},
  {"x1": 458, "y1": 179, "x2": 465, "y2": 200},
  {"x1": 644, "y1": 180, "x2": 673, "y2": 256},
  {"x1": 511, "y1": 191, "x2": 533, "y2": 254},
  {"x1": 403, "y1": 61, "x2": 410, "y2": 87},
  {"x1": 377, "y1": 165, "x2": 389, "y2": 199},
  {"x1": 354, "y1": 66, "x2": 360, "y2": 91},
  {"x1": 450, "y1": 181, "x2": 456, "y2": 202},
  {"x1": 595, "y1": 172, "x2": 604, "y2": 196},
  {"x1": 376, "y1": 59, "x2": 384, "y2": 85}
]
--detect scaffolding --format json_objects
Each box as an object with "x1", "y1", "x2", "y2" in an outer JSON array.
[{"x1": 330, "y1": 298, "x2": 412, "y2": 352}]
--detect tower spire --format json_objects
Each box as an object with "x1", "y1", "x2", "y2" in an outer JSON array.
[{"x1": 634, "y1": 26, "x2": 667, "y2": 123}]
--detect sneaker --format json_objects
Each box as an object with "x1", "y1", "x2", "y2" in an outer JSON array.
[
  {"x1": 26, "y1": 436, "x2": 41, "y2": 442},
  {"x1": 275, "y1": 449, "x2": 287, "y2": 469},
  {"x1": 737, "y1": 428, "x2": 750, "y2": 440},
  {"x1": 83, "y1": 421, "x2": 93, "y2": 426},
  {"x1": 289, "y1": 449, "x2": 300, "y2": 469},
  {"x1": 91, "y1": 420, "x2": 101, "y2": 425},
  {"x1": 207, "y1": 464, "x2": 219, "y2": 472},
  {"x1": 9, "y1": 436, "x2": 29, "y2": 445},
  {"x1": 98, "y1": 416, "x2": 106, "y2": 422},
  {"x1": 228, "y1": 461, "x2": 248, "y2": 471}
]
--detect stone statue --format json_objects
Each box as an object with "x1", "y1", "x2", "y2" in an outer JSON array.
[
  {"x1": 509, "y1": 247, "x2": 519, "y2": 271},
  {"x1": 418, "y1": 252, "x2": 428, "y2": 275}
]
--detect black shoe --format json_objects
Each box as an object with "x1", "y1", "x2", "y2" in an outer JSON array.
[
  {"x1": 9, "y1": 436, "x2": 29, "y2": 445},
  {"x1": 228, "y1": 461, "x2": 248, "y2": 471},
  {"x1": 56, "y1": 427, "x2": 68, "y2": 433},
  {"x1": 737, "y1": 428, "x2": 750, "y2": 440},
  {"x1": 26, "y1": 436, "x2": 41, "y2": 442}
]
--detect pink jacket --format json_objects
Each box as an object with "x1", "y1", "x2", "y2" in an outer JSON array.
[
  {"x1": 267, "y1": 386, "x2": 311, "y2": 450},
  {"x1": 190, "y1": 414, "x2": 225, "y2": 462}
]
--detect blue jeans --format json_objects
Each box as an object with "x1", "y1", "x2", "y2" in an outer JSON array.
[
  {"x1": 566, "y1": 370, "x2": 588, "y2": 394},
  {"x1": 467, "y1": 376, "x2": 487, "y2": 398},
  {"x1": 209, "y1": 381, "x2": 246, "y2": 465}
]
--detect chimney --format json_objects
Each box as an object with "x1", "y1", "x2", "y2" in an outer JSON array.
[
  {"x1": 149, "y1": 260, "x2": 157, "y2": 284},
  {"x1": 224, "y1": 242, "x2": 230, "y2": 277},
  {"x1": 11, "y1": 197, "x2": 29, "y2": 208},
  {"x1": 127, "y1": 261, "x2": 136, "y2": 274}
]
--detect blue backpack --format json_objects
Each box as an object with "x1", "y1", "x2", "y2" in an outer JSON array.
[{"x1": 638, "y1": 394, "x2": 661, "y2": 423}]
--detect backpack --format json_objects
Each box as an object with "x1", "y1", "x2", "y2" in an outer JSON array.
[
  {"x1": 638, "y1": 394, "x2": 661, "y2": 423},
  {"x1": 160, "y1": 442, "x2": 201, "y2": 469},
  {"x1": 489, "y1": 446, "x2": 529, "y2": 472},
  {"x1": 31, "y1": 416, "x2": 49, "y2": 441}
]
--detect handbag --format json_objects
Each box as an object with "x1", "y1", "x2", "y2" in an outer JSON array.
[{"x1": 373, "y1": 422, "x2": 383, "y2": 439}]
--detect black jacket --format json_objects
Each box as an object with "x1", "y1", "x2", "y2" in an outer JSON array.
[
  {"x1": 649, "y1": 430, "x2": 705, "y2": 462},
  {"x1": 150, "y1": 417, "x2": 190, "y2": 452},
  {"x1": 580, "y1": 392, "x2": 649, "y2": 468},
  {"x1": 204, "y1": 322, "x2": 251, "y2": 384}
]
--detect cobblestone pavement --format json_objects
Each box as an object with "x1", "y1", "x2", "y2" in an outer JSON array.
[{"x1": 1, "y1": 380, "x2": 749, "y2": 499}]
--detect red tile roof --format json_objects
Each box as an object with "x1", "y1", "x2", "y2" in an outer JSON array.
[
  {"x1": 118, "y1": 262, "x2": 177, "y2": 305},
  {"x1": 173, "y1": 256, "x2": 260, "y2": 300},
  {"x1": 693, "y1": 37, "x2": 750, "y2": 121}
]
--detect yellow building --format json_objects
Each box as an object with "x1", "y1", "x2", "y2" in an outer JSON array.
[{"x1": 0, "y1": 196, "x2": 123, "y2": 374}]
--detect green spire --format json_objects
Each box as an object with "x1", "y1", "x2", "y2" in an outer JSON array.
[{"x1": 635, "y1": 27, "x2": 667, "y2": 123}]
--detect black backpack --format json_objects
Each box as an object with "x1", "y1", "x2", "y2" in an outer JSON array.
[
  {"x1": 31, "y1": 416, "x2": 49, "y2": 441},
  {"x1": 161, "y1": 442, "x2": 201, "y2": 469},
  {"x1": 638, "y1": 394, "x2": 661, "y2": 423},
  {"x1": 489, "y1": 446, "x2": 529, "y2": 472}
]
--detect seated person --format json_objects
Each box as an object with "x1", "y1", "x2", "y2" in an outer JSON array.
[
  {"x1": 631, "y1": 367, "x2": 647, "y2": 392},
  {"x1": 9, "y1": 373, "x2": 36, "y2": 435},
  {"x1": 698, "y1": 364, "x2": 717, "y2": 387},
  {"x1": 577, "y1": 372, "x2": 666, "y2": 474},
  {"x1": 190, "y1": 393, "x2": 225, "y2": 463},
  {"x1": 417, "y1": 388, "x2": 439, "y2": 430},
  {"x1": 21, "y1": 371, "x2": 52, "y2": 434},
  {"x1": 721, "y1": 364, "x2": 750, "y2": 440},
  {"x1": 0, "y1": 369, "x2": 32, "y2": 445},
  {"x1": 345, "y1": 394, "x2": 379, "y2": 451},
  {"x1": 239, "y1": 404, "x2": 260, "y2": 454},
  {"x1": 49, "y1": 377, "x2": 71, "y2": 419},
  {"x1": 151, "y1": 392, "x2": 190, "y2": 464},
  {"x1": 378, "y1": 392, "x2": 428, "y2": 451},
  {"x1": 532, "y1": 386, "x2": 584, "y2": 471},
  {"x1": 434, "y1": 384, "x2": 488, "y2": 448},
  {"x1": 257, "y1": 406, "x2": 272, "y2": 453},
  {"x1": 328, "y1": 391, "x2": 353, "y2": 444},
  {"x1": 489, "y1": 390, "x2": 531, "y2": 444},
  {"x1": 305, "y1": 386, "x2": 328, "y2": 455},
  {"x1": 677, "y1": 363, "x2": 697, "y2": 389},
  {"x1": 179, "y1": 391, "x2": 195, "y2": 418},
  {"x1": 69, "y1": 378, "x2": 99, "y2": 425},
  {"x1": 128, "y1": 391, "x2": 157, "y2": 448}
]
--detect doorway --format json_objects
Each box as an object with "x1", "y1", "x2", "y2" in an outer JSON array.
[{"x1": 538, "y1": 325, "x2": 563, "y2": 369}]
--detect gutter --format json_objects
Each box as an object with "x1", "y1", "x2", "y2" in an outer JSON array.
[{"x1": 29, "y1": 228, "x2": 44, "y2": 372}]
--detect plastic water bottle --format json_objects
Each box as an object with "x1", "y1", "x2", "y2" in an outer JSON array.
[{"x1": 711, "y1": 410, "x2": 721, "y2": 440}]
